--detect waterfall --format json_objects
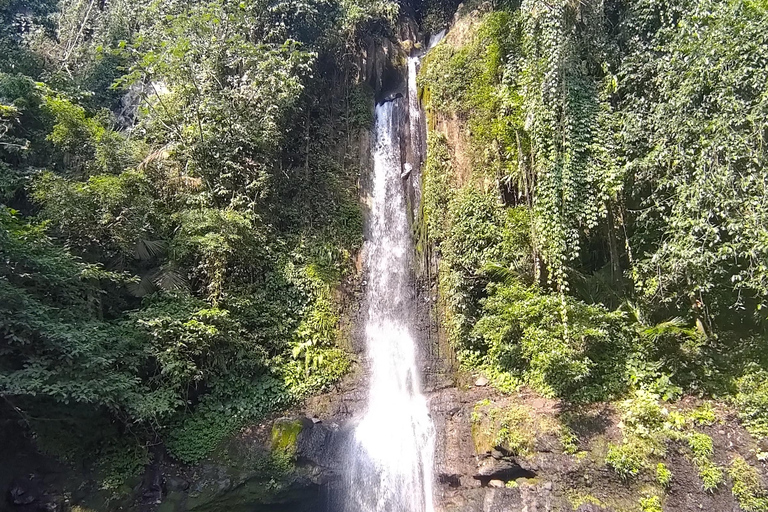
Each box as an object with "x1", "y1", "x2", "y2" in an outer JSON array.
[{"x1": 346, "y1": 56, "x2": 436, "y2": 512}]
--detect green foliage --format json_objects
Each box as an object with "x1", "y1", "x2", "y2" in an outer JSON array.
[
  {"x1": 697, "y1": 460, "x2": 724, "y2": 492},
  {"x1": 687, "y1": 432, "x2": 723, "y2": 491},
  {"x1": 96, "y1": 441, "x2": 151, "y2": 492},
  {"x1": 474, "y1": 280, "x2": 633, "y2": 400},
  {"x1": 605, "y1": 439, "x2": 647, "y2": 479},
  {"x1": 0, "y1": 207, "x2": 163, "y2": 416},
  {"x1": 559, "y1": 425, "x2": 579, "y2": 455},
  {"x1": 421, "y1": 133, "x2": 454, "y2": 245},
  {"x1": 735, "y1": 369, "x2": 768, "y2": 439},
  {"x1": 494, "y1": 406, "x2": 535, "y2": 456},
  {"x1": 619, "y1": 390, "x2": 667, "y2": 439},
  {"x1": 419, "y1": 0, "x2": 768, "y2": 450},
  {"x1": 419, "y1": 10, "x2": 525, "y2": 181},
  {"x1": 165, "y1": 408, "x2": 239, "y2": 464},
  {"x1": 135, "y1": 294, "x2": 249, "y2": 390},
  {"x1": 621, "y1": 0, "x2": 768, "y2": 324},
  {"x1": 639, "y1": 495, "x2": 663, "y2": 512},
  {"x1": 32, "y1": 169, "x2": 165, "y2": 262},
  {"x1": 520, "y1": 0, "x2": 605, "y2": 292},
  {"x1": 656, "y1": 462, "x2": 672, "y2": 488},
  {"x1": 729, "y1": 456, "x2": 768, "y2": 512},
  {"x1": 688, "y1": 403, "x2": 717, "y2": 427},
  {"x1": 0, "y1": 0, "x2": 392, "y2": 478},
  {"x1": 687, "y1": 432, "x2": 714, "y2": 460}
]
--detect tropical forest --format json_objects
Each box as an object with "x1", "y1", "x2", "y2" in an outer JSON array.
[{"x1": 1, "y1": 0, "x2": 767, "y2": 511}]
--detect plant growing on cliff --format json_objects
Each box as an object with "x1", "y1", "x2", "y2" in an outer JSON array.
[{"x1": 730, "y1": 456, "x2": 768, "y2": 512}]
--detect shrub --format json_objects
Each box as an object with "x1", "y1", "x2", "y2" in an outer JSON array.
[
  {"x1": 685, "y1": 431, "x2": 722, "y2": 491},
  {"x1": 735, "y1": 370, "x2": 768, "y2": 439},
  {"x1": 620, "y1": 390, "x2": 667, "y2": 438},
  {"x1": 605, "y1": 439, "x2": 647, "y2": 479},
  {"x1": 687, "y1": 432, "x2": 714, "y2": 459},
  {"x1": 560, "y1": 426, "x2": 579, "y2": 455},
  {"x1": 639, "y1": 495, "x2": 663, "y2": 512},
  {"x1": 697, "y1": 460, "x2": 724, "y2": 492},
  {"x1": 495, "y1": 406, "x2": 536, "y2": 456},
  {"x1": 689, "y1": 403, "x2": 717, "y2": 427},
  {"x1": 729, "y1": 456, "x2": 768, "y2": 512},
  {"x1": 656, "y1": 462, "x2": 672, "y2": 488},
  {"x1": 474, "y1": 280, "x2": 635, "y2": 401}
]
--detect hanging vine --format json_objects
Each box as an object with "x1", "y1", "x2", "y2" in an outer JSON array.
[{"x1": 520, "y1": 0, "x2": 605, "y2": 328}]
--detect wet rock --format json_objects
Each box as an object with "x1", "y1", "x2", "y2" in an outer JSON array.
[
  {"x1": 295, "y1": 418, "x2": 341, "y2": 469},
  {"x1": 39, "y1": 500, "x2": 62, "y2": 512},
  {"x1": 438, "y1": 473, "x2": 461, "y2": 487},
  {"x1": 141, "y1": 451, "x2": 164, "y2": 506},
  {"x1": 378, "y1": 92, "x2": 404, "y2": 105},
  {"x1": 165, "y1": 476, "x2": 190, "y2": 492}
]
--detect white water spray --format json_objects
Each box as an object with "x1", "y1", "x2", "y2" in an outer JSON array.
[{"x1": 347, "y1": 58, "x2": 436, "y2": 512}]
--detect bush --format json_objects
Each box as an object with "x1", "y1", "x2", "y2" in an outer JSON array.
[
  {"x1": 729, "y1": 456, "x2": 768, "y2": 512},
  {"x1": 474, "y1": 280, "x2": 634, "y2": 400},
  {"x1": 689, "y1": 403, "x2": 717, "y2": 427},
  {"x1": 605, "y1": 439, "x2": 647, "y2": 479},
  {"x1": 656, "y1": 462, "x2": 672, "y2": 488},
  {"x1": 697, "y1": 460, "x2": 724, "y2": 492},
  {"x1": 620, "y1": 390, "x2": 667, "y2": 438},
  {"x1": 639, "y1": 495, "x2": 663, "y2": 512},
  {"x1": 735, "y1": 369, "x2": 768, "y2": 439},
  {"x1": 685, "y1": 431, "x2": 722, "y2": 491},
  {"x1": 687, "y1": 432, "x2": 714, "y2": 459}
]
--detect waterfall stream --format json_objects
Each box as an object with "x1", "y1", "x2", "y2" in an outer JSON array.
[{"x1": 346, "y1": 53, "x2": 436, "y2": 512}]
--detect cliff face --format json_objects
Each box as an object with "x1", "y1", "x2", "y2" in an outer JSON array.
[{"x1": 412, "y1": 4, "x2": 768, "y2": 512}]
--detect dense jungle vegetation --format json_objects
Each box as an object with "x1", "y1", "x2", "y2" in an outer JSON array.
[
  {"x1": 417, "y1": 0, "x2": 768, "y2": 461},
  {"x1": 3, "y1": 0, "x2": 768, "y2": 505},
  {"x1": 0, "y1": 0, "x2": 402, "y2": 489}
]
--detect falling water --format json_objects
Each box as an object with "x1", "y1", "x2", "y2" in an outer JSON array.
[{"x1": 346, "y1": 58, "x2": 436, "y2": 512}]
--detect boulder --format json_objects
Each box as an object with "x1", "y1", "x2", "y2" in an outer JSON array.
[{"x1": 165, "y1": 476, "x2": 190, "y2": 492}]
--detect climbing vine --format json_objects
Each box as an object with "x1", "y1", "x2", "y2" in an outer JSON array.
[{"x1": 520, "y1": 0, "x2": 604, "y2": 295}]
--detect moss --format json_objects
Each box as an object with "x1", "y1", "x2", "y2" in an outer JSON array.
[
  {"x1": 471, "y1": 401, "x2": 540, "y2": 456},
  {"x1": 568, "y1": 493, "x2": 604, "y2": 509},
  {"x1": 270, "y1": 418, "x2": 304, "y2": 456}
]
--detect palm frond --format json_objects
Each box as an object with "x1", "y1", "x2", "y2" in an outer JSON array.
[{"x1": 133, "y1": 239, "x2": 167, "y2": 260}]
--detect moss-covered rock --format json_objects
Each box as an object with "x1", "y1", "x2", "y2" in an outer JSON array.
[{"x1": 271, "y1": 418, "x2": 305, "y2": 457}]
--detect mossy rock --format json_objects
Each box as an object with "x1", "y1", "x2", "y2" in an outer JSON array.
[{"x1": 271, "y1": 418, "x2": 304, "y2": 456}]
